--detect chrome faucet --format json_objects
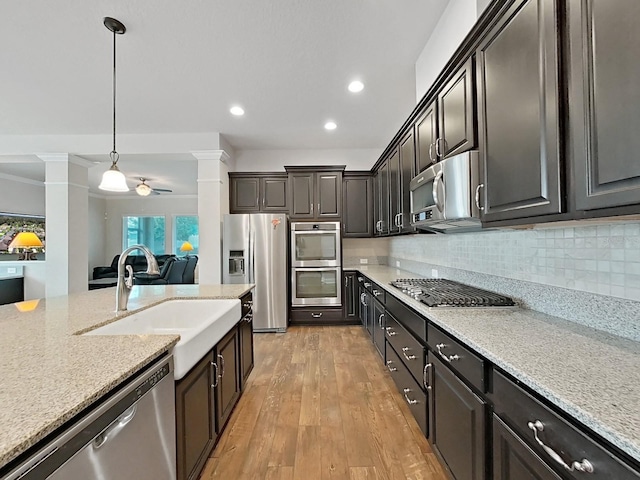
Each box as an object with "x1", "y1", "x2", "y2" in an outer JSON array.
[{"x1": 116, "y1": 244, "x2": 160, "y2": 312}]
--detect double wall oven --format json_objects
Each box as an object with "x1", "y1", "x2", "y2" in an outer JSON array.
[{"x1": 290, "y1": 222, "x2": 341, "y2": 306}]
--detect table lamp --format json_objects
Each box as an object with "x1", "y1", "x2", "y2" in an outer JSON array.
[
  {"x1": 180, "y1": 241, "x2": 194, "y2": 255},
  {"x1": 8, "y1": 232, "x2": 44, "y2": 260}
]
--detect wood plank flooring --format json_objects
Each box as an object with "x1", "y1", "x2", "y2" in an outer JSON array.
[{"x1": 200, "y1": 326, "x2": 448, "y2": 480}]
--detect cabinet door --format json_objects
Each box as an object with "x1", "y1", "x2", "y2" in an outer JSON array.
[
  {"x1": 493, "y1": 415, "x2": 562, "y2": 480},
  {"x1": 215, "y1": 328, "x2": 241, "y2": 431},
  {"x1": 316, "y1": 172, "x2": 342, "y2": 218},
  {"x1": 343, "y1": 175, "x2": 373, "y2": 237},
  {"x1": 476, "y1": 0, "x2": 562, "y2": 222},
  {"x1": 261, "y1": 177, "x2": 288, "y2": 212},
  {"x1": 344, "y1": 272, "x2": 357, "y2": 319},
  {"x1": 438, "y1": 57, "x2": 476, "y2": 159},
  {"x1": 388, "y1": 149, "x2": 401, "y2": 234},
  {"x1": 230, "y1": 177, "x2": 260, "y2": 213},
  {"x1": 569, "y1": 0, "x2": 640, "y2": 211},
  {"x1": 429, "y1": 353, "x2": 486, "y2": 480},
  {"x1": 399, "y1": 129, "x2": 416, "y2": 233},
  {"x1": 357, "y1": 281, "x2": 367, "y2": 328},
  {"x1": 376, "y1": 160, "x2": 390, "y2": 236},
  {"x1": 289, "y1": 173, "x2": 315, "y2": 218},
  {"x1": 416, "y1": 101, "x2": 438, "y2": 174},
  {"x1": 372, "y1": 299, "x2": 385, "y2": 358},
  {"x1": 364, "y1": 290, "x2": 374, "y2": 338},
  {"x1": 238, "y1": 316, "x2": 254, "y2": 389},
  {"x1": 176, "y1": 352, "x2": 217, "y2": 480}
]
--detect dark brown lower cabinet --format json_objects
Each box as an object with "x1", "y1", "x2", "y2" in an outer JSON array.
[
  {"x1": 372, "y1": 299, "x2": 385, "y2": 359},
  {"x1": 428, "y1": 353, "x2": 486, "y2": 480},
  {"x1": 215, "y1": 328, "x2": 241, "y2": 430},
  {"x1": 238, "y1": 313, "x2": 254, "y2": 390},
  {"x1": 176, "y1": 353, "x2": 217, "y2": 480},
  {"x1": 493, "y1": 415, "x2": 562, "y2": 480}
]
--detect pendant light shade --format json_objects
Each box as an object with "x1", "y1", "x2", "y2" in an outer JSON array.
[{"x1": 99, "y1": 17, "x2": 129, "y2": 192}]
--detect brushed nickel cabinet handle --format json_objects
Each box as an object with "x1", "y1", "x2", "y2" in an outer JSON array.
[
  {"x1": 401, "y1": 347, "x2": 416, "y2": 361},
  {"x1": 386, "y1": 360, "x2": 397, "y2": 372},
  {"x1": 423, "y1": 363, "x2": 432, "y2": 390},
  {"x1": 211, "y1": 361, "x2": 219, "y2": 388},
  {"x1": 218, "y1": 354, "x2": 225, "y2": 377},
  {"x1": 403, "y1": 388, "x2": 418, "y2": 405},
  {"x1": 435, "y1": 343, "x2": 459, "y2": 362},
  {"x1": 378, "y1": 313, "x2": 384, "y2": 328},
  {"x1": 385, "y1": 326, "x2": 396, "y2": 337},
  {"x1": 475, "y1": 183, "x2": 485, "y2": 211},
  {"x1": 528, "y1": 420, "x2": 594, "y2": 473},
  {"x1": 428, "y1": 143, "x2": 435, "y2": 163},
  {"x1": 311, "y1": 312, "x2": 323, "y2": 318}
]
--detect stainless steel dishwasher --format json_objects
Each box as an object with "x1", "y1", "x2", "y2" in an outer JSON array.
[{"x1": 3, "y1": 356, "x2": 176, "y2": 480}]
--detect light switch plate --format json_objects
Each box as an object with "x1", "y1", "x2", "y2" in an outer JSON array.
[
  {"x1": 395, "y1": 261, "x2": 400, "y2": 267},
  {"x1": 431, "y1": 269, "x2": 438, "y2": 277},
  {"x1": 359, "y1": 258, "x2": 368, "y2": 264}
]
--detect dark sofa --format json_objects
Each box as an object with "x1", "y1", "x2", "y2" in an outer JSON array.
[
  {"x1": 92, "y1": 254, "x2": 175, "y2": 280},
  {"x1": 134, "y1": 256, "x2": 198, "y2": 285}
]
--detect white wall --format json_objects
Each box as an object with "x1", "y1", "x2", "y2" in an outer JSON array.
[
  {"x1": 88, "y1": 196, "x2": 107, "y2": 274},
  {"x1": 233, "y1": 149, "x2": 381, "y2": 172},
  {"x1": 0, "y1": 177, "x2": 45, "y2": 216},
  {"x1": 104, "y1": 196, "x2": 198, "y2": 261},
  {"x1": 415, "y1": 0, "x2": 490, "y2": 102}
]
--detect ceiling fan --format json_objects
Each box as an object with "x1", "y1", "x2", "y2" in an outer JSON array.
[{"x1": 135, "y1": 178, "x2": 173, "y2": 196}]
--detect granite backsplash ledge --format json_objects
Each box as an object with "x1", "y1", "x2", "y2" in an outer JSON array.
[{"x1": 388, "y1": 257, "x2": 640, "y2": 342}]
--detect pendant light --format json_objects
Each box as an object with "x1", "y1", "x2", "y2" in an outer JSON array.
[{"x1": 99, "y1": 17, "x2": 129, "y2": 192}]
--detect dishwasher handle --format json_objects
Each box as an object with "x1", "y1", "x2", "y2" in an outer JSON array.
[{"x1": 92, "y1": 405, "x2": 137, "y2": 449}]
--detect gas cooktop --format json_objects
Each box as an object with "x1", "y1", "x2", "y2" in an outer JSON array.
[{"x1": 390, "y1": 278, "x2": 516, "y2": 308}]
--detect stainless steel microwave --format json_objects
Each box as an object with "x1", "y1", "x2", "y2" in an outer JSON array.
[{"x1": 410, "y1": 151, "x2": 482, "y2": 233}]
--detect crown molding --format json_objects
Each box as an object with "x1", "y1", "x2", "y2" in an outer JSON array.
[{"x1": 0, "y1": 172, "x2": 44, "y2": 187}]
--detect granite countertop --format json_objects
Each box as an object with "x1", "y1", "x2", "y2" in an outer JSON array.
[
  {"x1": 0, "y1": 283, "x2": 253, "y2": 468},
  {"x1": 345, "y1": 265, "x2": 640, "y2": 463}
]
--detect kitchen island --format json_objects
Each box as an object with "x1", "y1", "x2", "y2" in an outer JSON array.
[
  {"x1": 0, "y1": 283, "x2": 253, "y2": 470},
  {"x1": 346, "y1": 265, "x2": 640, "y2": 467}
]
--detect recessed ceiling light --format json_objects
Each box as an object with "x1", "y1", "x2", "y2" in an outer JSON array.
[
  {"x1": 324, "y1": 121, "x2": 337, "y2": 131},
  {"x1": 230, "y1": 106, "x2": 245, "y2": 116},
  {"x1": 348, "y1": 80, "x2": 364, "y2": 93}
]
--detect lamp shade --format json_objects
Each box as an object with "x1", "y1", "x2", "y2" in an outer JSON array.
[
  {"x1": 99, "y1": 164, "x2": 129, "y2": 192},
  {"x1": 8, "y1": 232, "x2": 43, "y2": 249},
  {"x1": 180, "y1": 241, "x2": 194, "y2": 252}
]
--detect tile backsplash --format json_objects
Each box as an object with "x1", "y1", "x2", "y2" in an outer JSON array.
[{"x1": 388, "y1": 221, "x2": 640, "y2": 302}]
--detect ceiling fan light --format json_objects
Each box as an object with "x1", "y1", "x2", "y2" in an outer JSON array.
[
  {"x1": 136, "y1": 182, "x2": 153, "y2": 196},
  {"x1": 99, "y1": 164, "x2": 129, "y2": 192}
]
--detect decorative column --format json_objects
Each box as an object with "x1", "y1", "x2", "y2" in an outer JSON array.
[
  {"x1": 39, "y1": 154, "x2": 92, "y2": 297},
  {"x1": 192, "y1": 150, "x2": 230, "y2": 285}
]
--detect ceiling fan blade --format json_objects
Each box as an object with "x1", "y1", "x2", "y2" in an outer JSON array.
[{"x1": 152, "y1": 188, "x2": 173, "y2": 193}]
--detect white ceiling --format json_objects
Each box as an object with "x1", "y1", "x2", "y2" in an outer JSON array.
[{"x1": 0, "y1": 0, "x2": 450, "y2": 193}]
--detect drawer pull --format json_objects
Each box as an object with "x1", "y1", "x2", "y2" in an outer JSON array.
[
  {"x1": 403, "y1": 388, "x2": 418, "y2": 405},
  {"x1": 401, "y1": 347, "x2": 416, "y2": 361},
  {"x1": 364, "y1": 282, "x2": 371, "y2": 288},
  {"x1": 385, "y1": 326, "x2": 397, "y2": 337},
  {"x1": 378, "y1": 313, "x2": 384, "y2": 328},
  {"x1": 311, "y1": 312, "x2": 323, "y2": 318},
  {"x1": 242, "y1": 302, "x2": 253, "y2": 308},
  {"x1": 386, "y1": 360, "x2": 397, "y2": 372},
  {"x1": 423, "y1": 363, "x2": 432, "y2": 390},
  {"x1": 211, "y1": 361, "x2": 219, "y2": 388},
  {"x1": 436, "y1": 343, "x2": 460, "y2": 363},
  {"x1": 527, "y1": 420, "x2": 594, "y2": 474},
  {"x1": 373, "y1": 289, "x2": 381, "y2": 297}
]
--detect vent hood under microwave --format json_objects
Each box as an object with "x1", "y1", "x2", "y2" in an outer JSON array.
[{"x1": 409, "y1": 151, "x2": 482, "y2": 233}]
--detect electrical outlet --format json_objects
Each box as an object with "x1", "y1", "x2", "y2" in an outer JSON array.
[
  {"x1": 7, "y1": 267, "x2": 16, "y2": 274},
  {"x1": 359, "y1": 258, "x2": 368, "y2": 264},
  {"x1": 395, "y1": 261, "x2": 400, "y2": 267},
  {"x1": 431, "y1": 268, "x2": 438, "y2": 278}
]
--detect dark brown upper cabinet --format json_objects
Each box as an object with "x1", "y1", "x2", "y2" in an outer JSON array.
[
  {"x1": 415, "y1": 100, "x2": 438, "y2": 174},
  {"x1": 285, "y1": 166, "x2": 344, "y2": 220},
  {"x1": 373, "y1": 159, "x2": 390, "y2": 236},
  {"x1": 437, "y1": 57, "x2": 476, "y2": 159},
  {"x1": 399, "y1": 129, "x2": 416, "y2": 233},
  {"x1": 342, "y1": 173, "x2": 373, "y2": 237},
  {"x1": 229, "y1": 174, "x2": 288, "y2": 213},
  {"x1": 569, "y1": 0, "x2": 640, "y2": 211},
  {"x1": 388, "y1": 149, "x2": 401, "y2": 234},
  {"x1": 476, "y1": 0, "x2": 562, "y2": 223}
]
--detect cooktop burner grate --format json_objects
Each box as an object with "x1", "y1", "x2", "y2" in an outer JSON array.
[{"x1": 390, "y1": 278, "x2": 516, "y2": 307}]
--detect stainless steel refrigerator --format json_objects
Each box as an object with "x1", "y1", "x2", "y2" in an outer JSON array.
[{"x1": 222, "y1": 213, "x2": 288, "y2": 332}]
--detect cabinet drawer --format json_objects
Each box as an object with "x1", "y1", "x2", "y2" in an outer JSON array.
[
  {"x1": 289, "y1": 307, "x2": 343, "y2": 324},
  {"x1": 385, "y1": 313, "x2": 426, "y2": 389},
  {"x1": 385, "y1": 342, "x2": 428, "y2": 437},
  {"x1": 491, "y1": 369, "x2": 640, "y2": 480},
  {"x1": 385, "y1": 293, "x2": 426, "y2": 343},
  {"x1": 241, "y1": 291, "x2": 253, "y2": 317},
  {"x1": 427, "y1": 324, "x2": 485, "y2": 392}
]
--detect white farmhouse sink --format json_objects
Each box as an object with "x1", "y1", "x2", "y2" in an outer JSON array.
[{"x1": 84, "y1": 299, "x2": 241, "y2": 380}]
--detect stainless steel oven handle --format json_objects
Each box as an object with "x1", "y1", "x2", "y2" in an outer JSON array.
[
  {"x1": 432, "y1": 171, "x2": 444, "y2": 213},
  {"x1": 527, "y1": 420, "x2": 594, "y2": 473}
]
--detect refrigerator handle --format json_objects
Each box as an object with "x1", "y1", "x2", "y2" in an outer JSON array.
[{"x1": 248, "y1": 228, "x2": 255, "y2": 284}]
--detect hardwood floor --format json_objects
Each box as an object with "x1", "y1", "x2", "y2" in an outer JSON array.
[{"x1": 200, "y1": 326, "x2": 448, "y2": 480}]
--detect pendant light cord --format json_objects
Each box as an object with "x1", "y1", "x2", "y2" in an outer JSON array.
[{"x1": 111, "y1": 28, "x2": 119, "y2": 165}]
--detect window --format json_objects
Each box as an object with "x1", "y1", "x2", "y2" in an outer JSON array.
[
  {"x1": 123, "y1": 216, "x2": 165, "y2": 254},
  {"x1": 174, "y1": 216, "x2": 199, "y2": 255}
]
